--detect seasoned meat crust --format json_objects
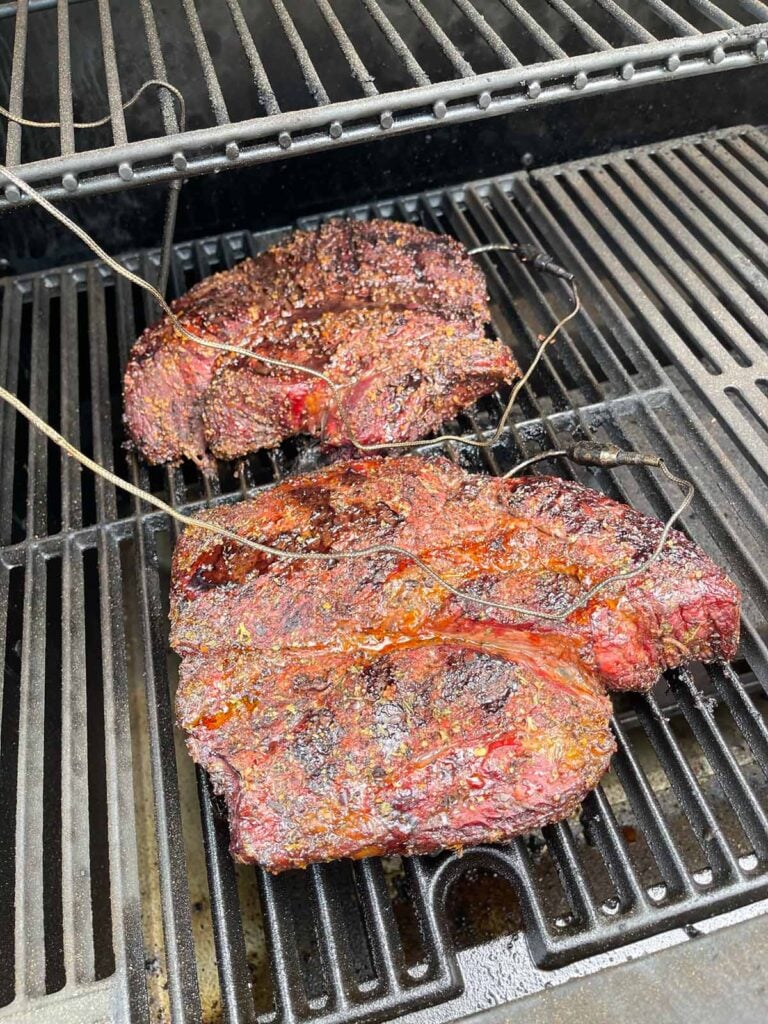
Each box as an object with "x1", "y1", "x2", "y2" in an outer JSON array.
[
  {"x1": 202, "y1": 308, "x2": 518, "y2": 459},
  {"x1": 171, "y1": 456, "x2": 740, "y2": 871},
  {"x1": 178, "y1": 645, "x2": 614, "y2": 868},
  {"x1": 123, "y1": 220, "x2": 493, "y2": 465}
]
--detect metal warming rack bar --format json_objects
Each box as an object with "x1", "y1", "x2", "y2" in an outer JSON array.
[
  {"x1": 1, "y1": 124, "x2": 767, "y2": 1024},
  {"x1": 1, "y1": 0, "x2": 768, "y2": 207}
]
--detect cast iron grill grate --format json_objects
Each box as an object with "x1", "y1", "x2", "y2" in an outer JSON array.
[
  {"x1": 1, "y1": 1, "x2": 768, "y2": 206},
  {"x1": 1, "y1": 124, "x2": 768, "y2": 1023}
]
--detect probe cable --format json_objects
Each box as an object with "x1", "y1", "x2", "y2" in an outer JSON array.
[
  {"x1": 0, "y1": 78, "x2": 186, "y2": 134},
  {"x1": 0, "y1": 160, "x2": 693, "y2": 621}
]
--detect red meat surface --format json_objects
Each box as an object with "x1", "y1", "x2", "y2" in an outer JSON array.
[
  {"x1": 171, "y1": 455, "x2": 740, "y2": 870},
  {"x1": 123, "y1": 221, "x2": 493, "y2": 465},
  {"x1": 202, "y1": 307, "x2": 517, "y2": 459}
]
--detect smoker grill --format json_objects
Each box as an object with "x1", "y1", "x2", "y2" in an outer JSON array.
[{"x1": 2, "y1": 4, "x2": 768, "y2": 1024}]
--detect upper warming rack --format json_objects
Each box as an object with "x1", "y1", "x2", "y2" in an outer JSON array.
[{"x1": 1, "y1": 0, "x2": 767, "y2": 208}]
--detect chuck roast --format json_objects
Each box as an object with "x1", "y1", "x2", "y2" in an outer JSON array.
[
  {"x1": 171, "y1": 455, "x2": 740, "y2": 871},
  {"x1": 123, "y1": 220, "x2": 501, "y2": 466}
]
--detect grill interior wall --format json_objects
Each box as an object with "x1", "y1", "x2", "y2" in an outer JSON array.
[{"x1": 1, "y1": 125, "x2": 768, "y2": 1023}]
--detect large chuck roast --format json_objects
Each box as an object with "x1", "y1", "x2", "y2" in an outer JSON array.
[
  {"x1": 123, "y1": 220, "x2": 514, "y2": 466},
  {"x1": 170, "y1": 456, "x2": 740, "y2": 871}
]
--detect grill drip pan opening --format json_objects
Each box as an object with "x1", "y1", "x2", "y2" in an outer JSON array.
[{"x1": 1, "y1": 124, "x2": 768, "y2": 1024}]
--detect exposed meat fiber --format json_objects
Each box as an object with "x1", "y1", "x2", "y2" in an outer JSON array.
[
  {"x1": 123, "y1": 220, "x2": 503, "y2": 466},
  {"x1": 171, "y1": 456, "x2": 740, "y2": 871}
]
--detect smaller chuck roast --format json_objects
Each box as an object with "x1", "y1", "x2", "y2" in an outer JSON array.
[{"x1": 123, "y1": 220, "x2": 515, "y2": 466}]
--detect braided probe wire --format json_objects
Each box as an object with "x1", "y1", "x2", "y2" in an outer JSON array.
[
  {"x1": 0, "y1": 164, "x2": 692, "y2": 620},
  {"x1": 0, "y1": 78, "x2": 186, "y2": 133}
]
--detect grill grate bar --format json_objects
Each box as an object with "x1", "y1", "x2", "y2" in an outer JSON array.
[
  {"x1": 736, "y1": 0, "x2": 768, "y2": 18},
  {"x1": 509, "y1": 176, "x2": 664, "y2": 385},
  {"x1": 625, "y1": 399, "x2": 768, "y2": 614},
  {"x1": 592, "y1": 0, "x2": 657, "y2": 41},
  {"x1": 543, "y1": 822, "x2": 601, "y2": 926},
  {"x1": 4, "y1": 0, "x2": 27, "y2": 167},
  {"x1": 637, "y1": 0, "x2": 698, "y2": 34},
  {"x1": 258, "y1": 870, "x2": 312, "y2": 1024},
  {"x1": 352, "y1": 860, "x2": 406, "y2": 990},
  {"x1": 708, "y1": 663, "x2": 768, "y2": 777},
  {"x1": 438, "y1": 195, "x2": 570, "y2": 393},
  {"x1": 308, "y1": 865, "x2": 355, "y2": 1010},
  {"x1": 138, "y1": 0, "x2": 181, "y2": 135},
  {"x1": 85, "y1": 269, "x2": 118, "y2": 525},
  {"x1": 656, "y1": 147, "x2": 768, "y2": 273},
  {"x1": 633, "y1": 693, "x2": 740, "y2": 881},
  {"x1": 404, "y1": 0, "x2": 475, "y2": 77},
  {"x1": 698, "y1": 137, "x2": 768, "y2": 221},
  {"x1": 580, "y1": 786, "x2": 648, "y2": 911},
  {"x1": 496, "y1": 0, "x2": 567, "y2": 58},
  {"x1": 225, "y1": 0, "x2": 282, "y2": 116},
  {"x1": 56, "y1": 0, "x2": 75, "y2": 156},
  {"x1": 60, "y1": 540, "x2": 96, "y2": 985},
  {"x1": 57, "y1": 231, "x2": 80, "y2": 529},
  {"x1": 360, "y1": 0, "x2": 430, "y2": 86},
  {"x1": 562, "y1": 166, "x2": 736, "y2": 368},
  {"x1": 98, "y1": 530, "x2": 151, "y2": 1021},
  {"x1": 403, "y1": 857, "x2": 456, "y2": 971},
  {"x1": 0, "y1": 561, "x2": 8, "y2": 776},
  {"x1": 482, "y1": 183, "x2": 637, "y2": 391},
  {"x1": 180, "y1": 0, "x2": 230, "y2": 126},
  {"x1": 533, "y1": 172, "x2": 768, "y2": 476},
  {"x1": 675, "y1": 145, "x2": 768, "y2": 248},
  {"x1": 449, "y1": 0, "x2": 520, "y2": 68},
  {"x1": 0, "y1": 284, "x2": 23, "y2": 547},
  {"x1": 314, "y1": 0, "x2": 378, "y2": 97},
  {"x1": 629, "y1": 151, "x2": 768, "y2": 313},
  {"x1": 131, "y1": 509, "x2": 203, "y2": 1023},
  {"x1": 543, "y1": 0, "x2": 613, "y2": 49},
  {"x1": 96, "y1": 0, "x2": 127, "y2": 146},
  {"x1": 685, "y1": 0, "x2": 741, "y2": 29},
  {"x1": 25, "y1": 281, "x2": 49, "y2": 554},
  {"x1": 271, "y1": 0, "x2": 330, "y2": 107}
]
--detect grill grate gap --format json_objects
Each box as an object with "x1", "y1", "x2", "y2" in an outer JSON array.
[
  {"x1": 103, "y1": 284, "x2": 132, "y2": 521},
  {"x1": 119, "y1": 535, "x2": 173, "y2": 1022},
  {"x1": 82, "y1": 548, "x2": 115, "y2": 981},
  {"x1": 383, "y1": 856, "x2": 430, "y2": 975},
  {"x1": 0, "y1": 565, "x2": 23, "y2": 1009},
  {"x1": 10, "y1": 300, "x2": 32, "y2": 545},
  {"x1": 236, "y1": 864, "x2": 275, "y2": 1018},
  {"x1": 46, "y1": 297, "x2": 63, "y2": 537},
  {"x1": 42, "y1": 555, "x2": 65, "y2": 994},
  {"x1": 445, "y1": 865, "x2": 523, "y2": 951},
  {"x1": 76, "y1": 291, "x2": 97, "y2": 529}
]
